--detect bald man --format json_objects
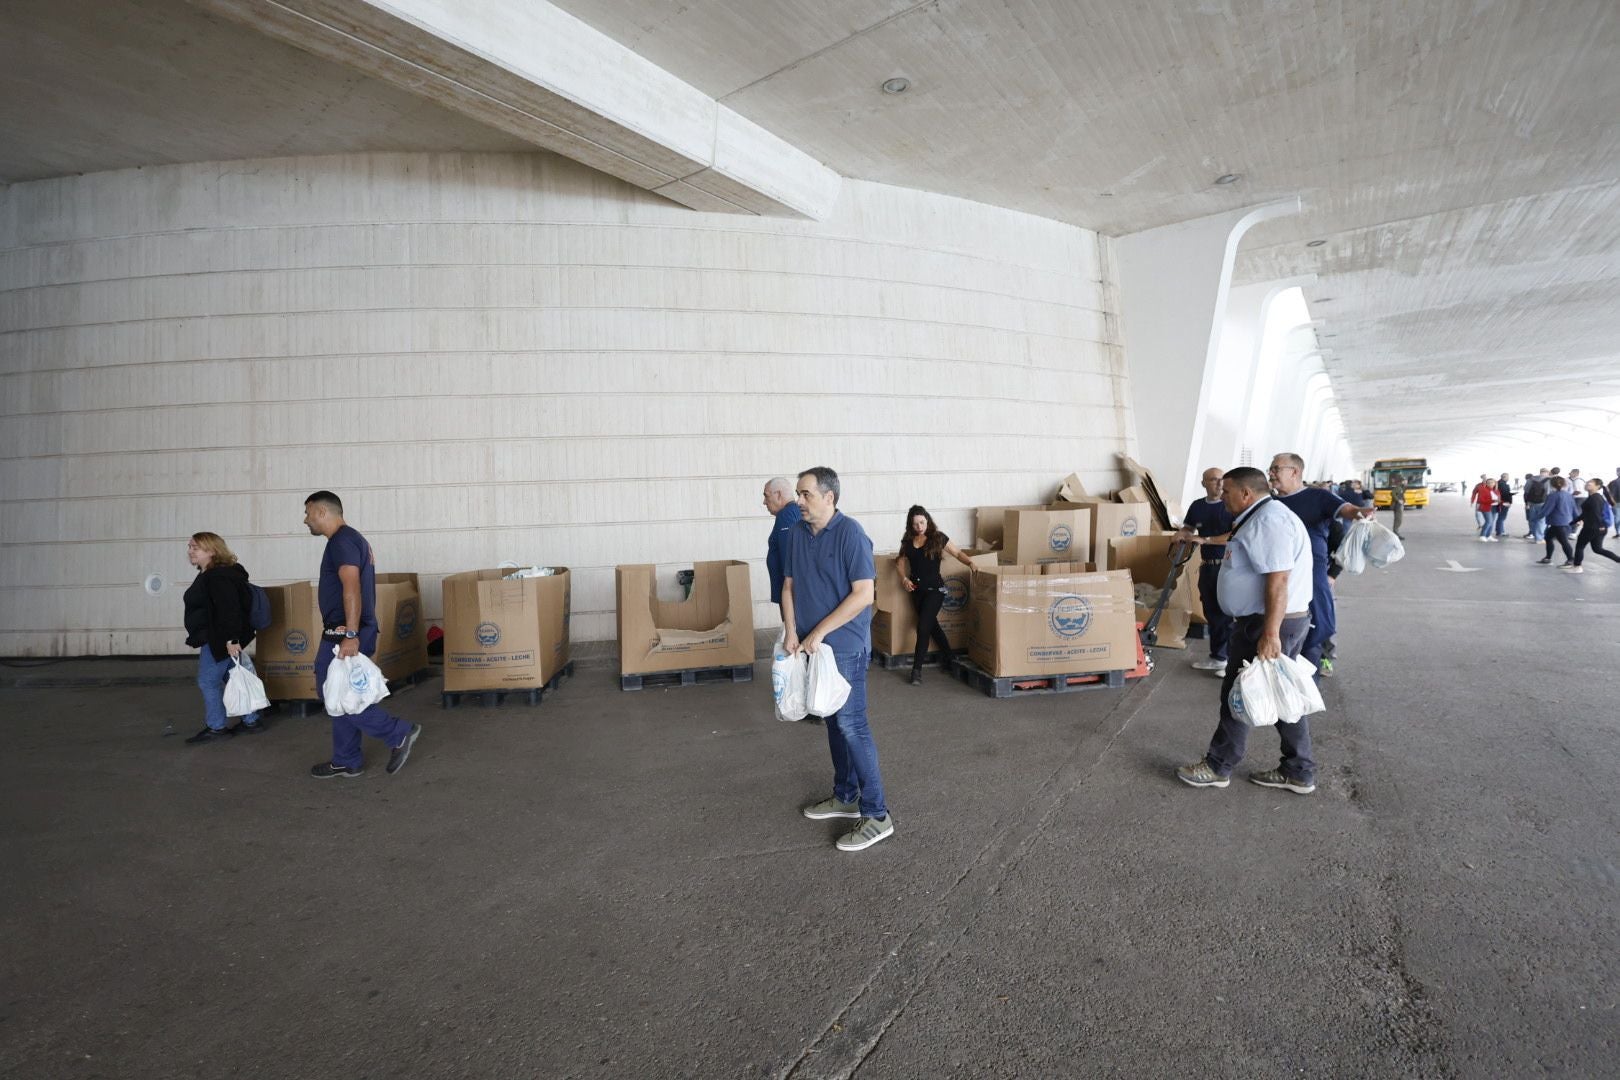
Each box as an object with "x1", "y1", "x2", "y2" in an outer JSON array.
[
  {"x1": 762, "y1": 477, "x2": 802, "y2": 620},
  {"x1": 1173, "y1": 467, "x2": 1235, "y2": 675}
]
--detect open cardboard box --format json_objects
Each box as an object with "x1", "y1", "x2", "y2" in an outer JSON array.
[
  {"x1": 616, "y1": 561, "x2": 754, "y2": 676},
  {"x1": 254, "y1": 573, "x2": 427, "y2": 700},
  {"x1": 442, "y1": 568, "x2": 572, "y2": 691}
]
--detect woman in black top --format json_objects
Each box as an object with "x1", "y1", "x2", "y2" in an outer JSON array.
[
  {"x1": 182, "y1": 532, "x2": 262, "y2": 743},
  {"x1": 896, "y1": 505, "x2": 976, "y2": 685},
  {"x1": 1568, "y1": 480, "x2": 1620, "y2": 574}
]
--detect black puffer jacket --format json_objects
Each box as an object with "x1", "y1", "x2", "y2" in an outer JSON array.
[{"x1": 183, "y1": 563, "x2": 255, "y2": 661}]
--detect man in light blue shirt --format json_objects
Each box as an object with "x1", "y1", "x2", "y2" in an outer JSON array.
[{"x1": 1178, "y1": 466, "x2": 1319, "y2": 795}]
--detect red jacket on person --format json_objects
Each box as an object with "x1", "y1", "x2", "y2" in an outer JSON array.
[{"x1": 1472, "y1": 482, "x2": 1500, "y2": 511}]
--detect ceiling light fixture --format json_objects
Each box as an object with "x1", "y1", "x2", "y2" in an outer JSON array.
[
  {"x1": 1306, "y1": 239, "x2": 1327, "y2": 247},
  {"x1": 881, "y1": 77, "x2": 910, "y2": 94},
  {"x1": 1214, "y1": 173, "x2": 1241, "y2": 185}
]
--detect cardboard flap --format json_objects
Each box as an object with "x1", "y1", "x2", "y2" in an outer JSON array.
[{"x1": 1055, "y1": 473, "x2": 1090, "y2": 503}]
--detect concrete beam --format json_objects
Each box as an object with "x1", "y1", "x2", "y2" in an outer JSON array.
[{"x1": 191, "y1": 0, "x2": 842, "y2": 218}]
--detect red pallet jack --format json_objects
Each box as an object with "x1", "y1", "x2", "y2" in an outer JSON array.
[{"x1": 1128, "y1": 537, "x2": 1196, "y2": 680}]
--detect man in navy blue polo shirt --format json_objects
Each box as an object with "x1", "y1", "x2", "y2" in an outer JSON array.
[
  {"x1": 1268, "y1": 453, "x2": 1373, "y2": 677},
  {"x1": 761, "y1": 476, "x2": 802, "y2": 620},
  {"x1": 1173, "y1": 466, "x2": 1235, "y2": 676},
  {"x1": 781, "y1": 467, "x2": 892, "y2": 852},
  {"x1": 302, "y1": 491, "x2": 421, "y2": 779}
]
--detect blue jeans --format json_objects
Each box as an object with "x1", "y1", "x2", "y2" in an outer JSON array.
[
  {"x1": 1197, "y1": 562, "x2": 1232, "y2": 662},
  {"x1": 198, "y1": 648, "x2": 260, "y2": 731},
  {"x1": 1300, "y1": 565, "x2": 1335, "y2": 669},
  {"x1": 1475, "y1": 510, "x2": 1494, "y2": 538},
  {"x1": 1494, "y1": 506, "x2": 1511, "y2": 536},
  {"x1": 1206, "y1": 613, "x2": 1315, "y2": 783},
  {"x1": 824, "y1": 649, "x2": 887, "y2": 819},
  {"x1": 1526, "y1": 503, "x2": 1546, "y2": 539},
  {"x1": 313, "y1": 630, "x2": 413, "y2": 769}
]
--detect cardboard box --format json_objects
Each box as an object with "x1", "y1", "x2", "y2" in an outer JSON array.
[
  {"x1": 1001, "y1": 508, "x2": 1092, "y2": 566},
  {"x1": 442, "y1": 568, "x2": 572, "y2": 691},
  {"x1": 1054, "y1": 473, "x2": 1090, "y2": 503},
  {"x1": 616, "y1": 561, "x2": 754, "y2": 676},
  {"x1": 968, "y1": 564, "x2": 1138, "y2": 676},
  {"x1": 252, "y1": 574, "x2": 427, "y2": 699},
  {"x1": 1107, "y1": 536, "x2": 1198, "y2": 649},
  {"x1": 871, "y1": 549, "x2": 996, "y2": 656},
  {"x1": 974, "y1": 504, "x2": 1046, "y2": 550}
]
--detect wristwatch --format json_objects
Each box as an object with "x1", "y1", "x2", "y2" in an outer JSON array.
[{"x1": 343, "y1": 630, "x2": 358, "y2": 639}]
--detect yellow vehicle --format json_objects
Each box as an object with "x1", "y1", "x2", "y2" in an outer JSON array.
[{"x1": 1370, "y1": 458, "x2": 1430, "y2": 509}]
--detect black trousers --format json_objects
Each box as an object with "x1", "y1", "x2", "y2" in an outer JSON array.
[
  {"x1": 1544, "y1": 524, "x2": 1574, "y2": 561},
  {"x1": 1574, "y1": 526, "x2": 1620, "y2": 567},
  {"x1": 910, "y1": 588, "x2": 951, "y2": 670}
]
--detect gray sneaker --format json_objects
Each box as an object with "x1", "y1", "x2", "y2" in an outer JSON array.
[
  {"x1": 1175, "y1": 760, "x2": 1230, "y2": 788},
  {"x1": 802, "y1": 796, "x2": 861, "y2": 820},
  {"x1": 1249, "y1": 768, "x2": 1316, "y2": 795},
  {"x1": 835, "y1": 815, "x2": 894, "y2": 851}
]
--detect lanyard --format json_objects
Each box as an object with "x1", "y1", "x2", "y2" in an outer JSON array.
[{"x1": 1229, "y1": 495, "x2": 1271, "y2": 537}]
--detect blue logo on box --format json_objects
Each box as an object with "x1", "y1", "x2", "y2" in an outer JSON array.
[
  {"x1": 941, "y1": 577, "x2": 969, "y2": 613},
  {"x1": 1048, "y1": 595, "x2": 1093, "y2": 638},
  {"x1": 1049, "y1": 524, "x2": 1073, "y2": 553},
  {"x1": 1121, "y1": 517, "x2": 1139, "y2": 537},
  {"x1": 284, "y1": 629, "x2": 308, "y2": 655},
  {"x1": 395, "y1": 599, "x2": 418, "y2": 641},
  {"x1": 475, "y1": 622, "x2": 501, "y2": 647}
]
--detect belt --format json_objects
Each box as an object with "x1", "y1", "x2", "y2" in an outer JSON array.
[{"x1": 1236, "y1": 611, "x2": 1310, "y2": 621}]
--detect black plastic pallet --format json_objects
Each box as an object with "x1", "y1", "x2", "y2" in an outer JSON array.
[
  {"x1": 870, "y1": 648, "x2": 965, "y2": 671},
  {"x1": 270, "y1": 698, "x2": 323, "y2": 718},
  {"x1": 620, "y1": 663, "x2": 753, "y2": 692},
  {"x1": 951, "y1": 657, "x2": 1128, "y2": 699},
  {"x1": 441, "y1": 661, "x2": 575, "y2": 709}
]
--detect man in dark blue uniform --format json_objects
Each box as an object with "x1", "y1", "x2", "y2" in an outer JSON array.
[
  {"x1": 302, "y1": 491, "x2": 421, "y2": 779},
  {"x1": 1268, "y1": 454, "x2": 1373, "y2": 677},
  {"x1": 761, "y1": 476, "x2": 802, "y2": 621},
  {"x1": 1174, "y1": 466, "x2": 1235, "y2": 676},
  {"x1": 781, "y1": 467, "x2": 891, "y2": 852}
]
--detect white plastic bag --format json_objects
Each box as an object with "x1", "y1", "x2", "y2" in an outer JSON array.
[
  {"x1": 1364, "y1": 520, "x2": 1405, "y2": 568},
  {"x1": 805, "y1": 644, "x2": 851, "y2": 717},
  {"x1": 1274, "y1": 654, "x2": 1326, "y2": 721},
  {"x1": 1229, "y1": 655, "x2": 1326, "y2": 728},
  {"x1": 1334, "y1": 518, "x2": 1372, "y2": 575},
  {"x1": 222, "y1": 655, "x2": 270, "y2": 716},
  {"x1": 322, "y1": 645, "x2": 391, "y2": 717},
  {"x1": 1230, "y1": 660, "x2": 1281, "y2": 728},
  {"x1": 771, "y1": 631, "x2": 809, "y2": 722}
]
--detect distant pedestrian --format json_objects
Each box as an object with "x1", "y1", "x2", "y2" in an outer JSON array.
[
  {"x1": 1388, "y1": 472, "x2": 1407, "y2": 538},
  {"x1": 895, "y1": 505, "x2": 976, "y2": 685},
  {"x1": 181, "y1": 532, "x2": 264, "y2": 744},
  {"x1": 1536, "y1": 478, "x2": 1578, "y2": 567},
  {"x1": 1609, "y1": 469, "x2": 1620, "y2": 538},
  {"x1": 1566, "y1": 480, "x2": 1620, "y2": 575},
  {"x1": 1522, "y1": 470, "x2": 1548, "y2": 541},
  {"x1": 1471, "y1": 475, "x2": 1500, "y2": 541},
  {"x1": 1494, "y1": 474, "x2": 1513, "y2": 537},
  {"x1": 1175, "y1": 467, "x2": 1236, "y2": 676},
  {"x1": 302, "y1": 491, "x2": 422, "y2": 779}
]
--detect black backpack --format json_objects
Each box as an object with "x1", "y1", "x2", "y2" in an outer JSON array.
[{"x1": 1524, "y1": 477, "x2": 1547, "y2": 504}]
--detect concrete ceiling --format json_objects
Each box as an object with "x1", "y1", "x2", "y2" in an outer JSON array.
[{"x1": 3, "y1": 0, "x2": 1617, "y2": 464}]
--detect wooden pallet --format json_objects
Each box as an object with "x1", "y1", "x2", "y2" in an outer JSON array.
[
  {"x1": 620, "y1": 663, "x2": 753, "y2": 692},
  {"x1": 951, "y1": 657, "x2": 1129, "y2": 699},
  {"x1": 441, "y1": 661, "x2": 575, "y2": 708},
  {"x1": 870, "y1": 648, "x2": 965, "y2": 671}
]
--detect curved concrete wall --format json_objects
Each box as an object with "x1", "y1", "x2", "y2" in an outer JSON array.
[{"x1": 0, "y1": 152, "x2": 1133, "y2": 655}]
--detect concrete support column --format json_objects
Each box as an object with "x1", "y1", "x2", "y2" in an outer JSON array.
[{"x1": 1114, "y1": 199, "x2": 1299, "y2": 509}]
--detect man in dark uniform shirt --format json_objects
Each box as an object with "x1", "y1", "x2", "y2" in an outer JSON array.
[{"x1": 1173, "y1": 467, "x2": 1235, "y2": 676}]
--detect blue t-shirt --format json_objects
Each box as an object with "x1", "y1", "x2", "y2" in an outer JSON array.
[
  {"x1": 765, "y1": 502, "x2": 802, "y2": 604},
  {"x1": 1277, "y1": 487, "x2": 1346, "y2": 567},
  {"x1": 319, "y1": 525, "x2": 377, "y2": 630},
  {"x1": 1183, "y1": 497, "x2": 1235, "y2": 560},
  {"x1": 783, "y1": 511, "x2": 876, "y2": 655}
]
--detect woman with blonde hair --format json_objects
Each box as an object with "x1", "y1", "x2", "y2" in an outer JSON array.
[{"x1": 182, "y1": 532, "x2": 263, "y2": 743}]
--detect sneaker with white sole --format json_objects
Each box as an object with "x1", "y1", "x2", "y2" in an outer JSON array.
[
  {"x1": 835, "y1": 815, "x2": 894, "y2": 851},
  {"x1": 1191, "y1": 659, "x2": 1227, "y2": 672},
  {"x1": 1563, "y1": 566, "x2": 1584, "y2": 574},
  {"x1": 1249, "y1": 768, "x2": 1316, "y2": 795},
  {"x1": 801, "y1": 796, "x2": 861, "y2": 820},
  {"x1": 1175, "y1": 760, "x2": 1229, "y2": 788}
]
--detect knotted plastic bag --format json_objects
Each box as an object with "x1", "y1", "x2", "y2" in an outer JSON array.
[
  {"x1": 322, "y1": 645, "x2": 391, "y2": 716},
  {"x1": 1364, "y1": 520, "x2": 1405, "y2": 568},
  {"x1": 771, "y1": 631, "x2": 809, "y2": 722},
  {"x1": 805, "y1": 644, "x2": 851, "y2": 717},
  {"x1": 222, "y1": 655, "x2": 270, "y2": 716}
]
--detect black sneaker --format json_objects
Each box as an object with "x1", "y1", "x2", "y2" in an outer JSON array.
[
  {"x1": 386, "y1": 724, "x2": 421, "y2": 775},
  {"x1": 185, "y1": 726, "x2": 236, "y2": 744},
  {"x1": 310, "y1": 761, "x2": 363, "y2": 779},
  {"x1": 909, "y1": 670, "x2": 922, "y2": 685},
  {"x1": 230, "y1": 719, "x2": 265, "y2": 735},
  {"x1": 1536, "y1": 557, "x2": 1552, "y2": 564}
]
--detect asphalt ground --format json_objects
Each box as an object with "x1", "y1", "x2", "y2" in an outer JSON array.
[{"x1": 2, "y1": 495, "x2": 1616, "y2": 1079}]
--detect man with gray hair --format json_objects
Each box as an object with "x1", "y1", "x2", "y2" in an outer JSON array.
[{"x1": 762, "y1": 477, "x2": 802, "y2": 620}]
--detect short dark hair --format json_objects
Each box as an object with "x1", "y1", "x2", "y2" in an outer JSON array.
[
  {"x1": 1551, "y1": 477, "x2": 1567, "y2": 490},
  {"x1": 798, "y1": 467, "x2": 840, "y2": 505},
  {"x1": 1223, "y1": 466, "x2": 1271, "y2": 495},
  {"x1": 305, "y1": 490, "x2": 344, "y2": 514}
]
